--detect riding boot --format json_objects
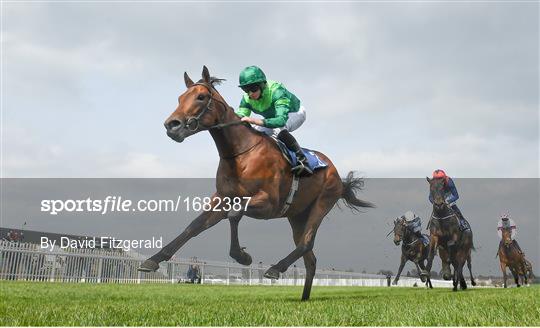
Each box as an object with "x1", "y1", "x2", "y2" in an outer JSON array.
[
  {"x1": 513, "y1": 240, "x2": 525, "y2": 255},
  {"x1": 277, "y1": 130, "x2": 313, "y2": 176},
  {"x1": 450, "y1": 204, "x2": 470, "y2": 231}
]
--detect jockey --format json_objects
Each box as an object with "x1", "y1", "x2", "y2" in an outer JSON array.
[
  {"x1": 497, "y1": 213, "x2": 524, "y2": 254},
  {"x1": 429, "y1": 169, "x2": 471, "y2": 231},
  {"x1": 403, "y1": 211, "x2": 423, "y2": 239},
  {"x1": 235, "y1": 66, "x2": 312, "y2": 176}
]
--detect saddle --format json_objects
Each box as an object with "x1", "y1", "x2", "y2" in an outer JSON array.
[
  {"x1": 273, "y1": 138, "x2": 328, "y2": 172},
  {"x1": 272, "y1": 138, "x2": 328, "y2": 217}
]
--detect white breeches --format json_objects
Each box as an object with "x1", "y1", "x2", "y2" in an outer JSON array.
[{"x1": 253, "y1": 106, "x2": 306, "y2": 137}]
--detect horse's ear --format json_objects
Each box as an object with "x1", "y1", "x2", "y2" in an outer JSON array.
[
  {"x1": 202, "y1": 65, "x2": 211, "y2": 83},
  {"x1": 184, "y1": 72, "x2": 194, "y2": 88},
  {"x1": 426, "y1": 177, "x2": 431, "y2": 183}
]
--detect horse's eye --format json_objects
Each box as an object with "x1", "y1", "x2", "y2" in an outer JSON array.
[{"x1": 197, "y1": 94, "x2": 206, "y2": 101}]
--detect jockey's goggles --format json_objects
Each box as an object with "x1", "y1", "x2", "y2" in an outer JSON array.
[{"x1": 241, "y1": 84, "x2": 261, "y2": 93}]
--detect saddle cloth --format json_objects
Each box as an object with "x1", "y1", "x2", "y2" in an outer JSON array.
[{"x1": 273, "y1": 138, "x2": 328, "y2": 171}]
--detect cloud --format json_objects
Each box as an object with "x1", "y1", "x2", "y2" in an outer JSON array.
[{"x1": 2, "y1": 2, "x2": 538, "y2": 179}]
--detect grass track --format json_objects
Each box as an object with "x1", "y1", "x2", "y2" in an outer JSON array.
[{"x1": 1, "y1": 282, "x2": 539, "y2": 326}]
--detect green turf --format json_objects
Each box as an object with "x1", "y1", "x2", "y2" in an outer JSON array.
[{"x1": 1, "y1": 281, "x2": 539, "y2": 326}]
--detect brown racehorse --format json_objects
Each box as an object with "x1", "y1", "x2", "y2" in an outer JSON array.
[
  {"x1": 389, "y1": 217, "x2": 432, "y2": 288},
  {"x1": 422, "y1": 177, "x2": 475, "y2": 291},
  {"x1": 138, "y1": 66, "x2": 374, "y2": 300},
  {"x1": 498, "y1": 227, "x2": 531, "y2": 288}
]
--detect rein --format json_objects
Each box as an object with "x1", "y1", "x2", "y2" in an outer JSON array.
[{"x1": 431, "y1": 213, "x2": 455, "y2": 220}]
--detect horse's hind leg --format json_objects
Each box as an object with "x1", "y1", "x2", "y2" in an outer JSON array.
[
  {"x1": 228, "y1": 217, "x2": 253, "y2": 266},
  {"x1": 287, "y1": 211, "x2": 316, "y2": 300},
  {"x1": 264, "y1": 190, "x2": 339, "y2": 286}
]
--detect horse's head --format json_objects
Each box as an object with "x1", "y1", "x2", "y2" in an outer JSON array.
[
  {"x1": 501, "y1": 227, "x2": 513, "y2": 247},
  {"x1": 164, "y1": 66, "x2": 230, "y2": 143},
  {"x1": 427, "y1": 177, "x2": 447, "y2": 210},
  {"x1": 391, "y1": 217, "x2": 406, "y2": 245}
]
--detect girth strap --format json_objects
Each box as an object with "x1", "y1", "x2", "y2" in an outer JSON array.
[{"x1": 279, "y1": 175, "x2": 300, "y2": 217}]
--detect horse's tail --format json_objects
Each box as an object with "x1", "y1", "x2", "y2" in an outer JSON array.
[{"x1": 340, "y1": 171, "x2": 375, "y2": 212}]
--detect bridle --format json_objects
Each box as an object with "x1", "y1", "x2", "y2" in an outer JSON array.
[
  {"x1": 181, "y1": 82, "x2": 263, "y2": 159},
  {"x1": 183, "y1": 82, "x2": 246, "y2": 132}
]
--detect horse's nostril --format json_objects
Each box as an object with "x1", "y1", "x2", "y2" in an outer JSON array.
[{"x1": 166, "y1": 119, "x2": 183, "y2": 131}]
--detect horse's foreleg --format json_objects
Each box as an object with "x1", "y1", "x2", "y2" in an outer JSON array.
[
  {"x1": 439, "y1": 247, "x2": 452, "y2": 280},
  {"x1": 451, "y1": 256, "x2": 460, "y2": 292},
  {"x1": 139, "y1": 204, "x2": 225, "y2": 272},
  {"x1": 393, "y1": 255, "x2": 407, "y2": 285},
  {"x1": 422, "y1": 237, "x2": 438, "y2": 278},
  {"x1": 228, "y1": 216, "x2": 252, "y2": 266},
  {"x1": 467, "y1": 253, "x2": 476, "y2": 286},
  {"x1": 413, "y1": 260, "x2": 425, "y2": 283},
  {"x1": 500, "y1": 261, "x2": 507, "y2": 288},
  {"x1": 510, "y1": 267, "x2": 520, "y2": 287},
  {"x1": 458, "y1": 259, "x2": 467, "y2": 290}
]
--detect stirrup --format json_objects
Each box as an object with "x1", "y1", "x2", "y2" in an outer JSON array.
[{"x1": 291, "y1": 161, "x2": 313, "y2": 176}]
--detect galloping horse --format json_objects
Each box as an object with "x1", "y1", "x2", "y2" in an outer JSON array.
[
  {"x1": 138, "y1": 66, "x2": 374, "y2": 300},
  {"x1": 498, "y1": 227, "x2": 531, "y2": 287},
  {"x1": 389, "y1": 217, "x2": 432, "y2": 288},
  {"x1": 422, "y1": 177, "x2": 475, "y2": 291}
]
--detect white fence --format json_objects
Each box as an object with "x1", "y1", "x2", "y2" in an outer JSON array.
[{"x1": 0, "y1": 241, "x2": 453, "y2": 287}]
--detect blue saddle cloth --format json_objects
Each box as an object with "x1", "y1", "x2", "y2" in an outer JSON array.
[
  {"x1": 275, "y1": 139, "x2": 328, "y2": 172},
  {"x1": 420, "y1": 234, "x2": 430, "y2": 247}
]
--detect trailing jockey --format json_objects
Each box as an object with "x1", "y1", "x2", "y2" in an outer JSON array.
[
  {"x1": 497, "y1": 213, "x2": 525, "y2": 255},
  {"x1": 403, "y1": 210, "x2": 423, "y2": 240},
  {"x1": 235, "y1": 66, "x2": 312, "y2": 176},
  {"x1": 429, "y1": 169, "x2": 471, "y2": 231}
]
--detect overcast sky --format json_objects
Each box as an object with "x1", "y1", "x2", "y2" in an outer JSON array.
[
  {"x1": 2, "y1": 2, "x2": 538, "y2": 178},
  {"x1": 1, "y1": 2, "x2": 539, "y2": 275}
]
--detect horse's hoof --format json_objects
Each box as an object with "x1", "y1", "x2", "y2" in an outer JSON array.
[
  {"x1": 517, "y1": 284, "x2": 521, "y2": 288},
  {"x1": 230, "y1": 250, "x2": 253, "y2": 266},
  {"x1": 392, "y1": 280, "x2": 398, "y2": 285},
  {"x1": 419, "y1": 270, "x2": 428, "y2": 278},
  {"x1": 453, "y1": 287, "x2": 458, "y2": 292},
  {"x1": 443, "y1": 273, "x2": 452, "y2": 281},
  {"x1": 138, "y1": 259, "x2": 159, "y2": 272},
  {"x1": 420, "y1": 276, "x2": 426, "y2": 283},
  {"x1": 471, "y1": 280, "x2": 477, "y2": 286},
  {"x1": 264, "y1": 266, "x2": 280, "y2": 280}
]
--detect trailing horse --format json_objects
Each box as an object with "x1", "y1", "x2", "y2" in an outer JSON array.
[
  {"x1": 498, "y1": 227, "x2": 531, "y2": 287},
  {"x1": 422, "y1": 177, "x2": 476, "y2": 291},
  {"x1": 138, "y1": 66, "x2": 374, "y2": 300},
  {"x1": 389, "y1": 217, "x2": 432, "y2": 288}
]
